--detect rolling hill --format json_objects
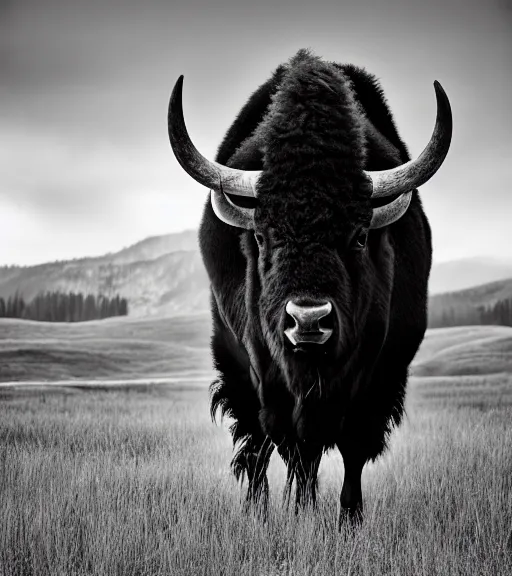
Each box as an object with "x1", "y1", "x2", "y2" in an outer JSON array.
[
  {"x1": 409, "y1": 325, "x2": 512, "y2": 407},
  {"x1": 0, "y1": 314, "x2": 213, "y2": 383},
  {"x1": 411, "y1": 325, "x2": 512, "y2": 376}
]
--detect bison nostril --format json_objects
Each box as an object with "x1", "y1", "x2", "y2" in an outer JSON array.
[
  {"x1": 284, "y1": 312, "x2": 295, "y2": 331},
  {"x1": 284, "y1": 300, "x2": 334, "y2": 346},
  {"x1": 285, "y1": 300, "x2": 332, "y2": 328},
  {"x1": 319, "y1": 310, "x2": 334, "y2": 331}
]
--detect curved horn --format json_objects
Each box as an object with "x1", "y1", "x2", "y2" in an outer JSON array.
[
  {"x1": 370, "y1": 192, "x2": 412, "y2": 229},
  {"x1": 365, "y1": 81, "x2": 452, "y2": 198},
  {"x1": 168, "y1": 76, "x2": 261, "y2": 197},
  {"x1": 211, "y1": 189, "x2": 255, "y2": 229}
]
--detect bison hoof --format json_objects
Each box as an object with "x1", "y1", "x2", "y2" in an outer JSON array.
[{"x1": 338, "y1": 506, "x2": 363, "y2": 530}]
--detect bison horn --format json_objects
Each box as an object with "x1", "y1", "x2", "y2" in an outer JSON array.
[
  {"x1": 168, "y1": 76, "x2": 260, "y2": 198},
  {"x1": 370, "y1": 192, "x2": 412, "y2": 229},
  {"x1": 365, "y1": 81, "x2": 452, "y2": 199},
  {"x1": 168, "y1": 76, "x2": 451, "y2": 230},
  {"x1": 210, "y1": 188, "x2": 255, "y2": 229}
]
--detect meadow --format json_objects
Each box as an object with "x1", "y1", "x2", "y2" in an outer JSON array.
[
  {"x1": 1, "y1": 319, "x2": 511, "y2": 575},
  {"x1": 0, "y1": 315, "x2": 212, "y2": 383}
]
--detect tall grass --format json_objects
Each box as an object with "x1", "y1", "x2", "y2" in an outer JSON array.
[{"x1": 1, "y1": 384, "x2": 511, "y2": 575}]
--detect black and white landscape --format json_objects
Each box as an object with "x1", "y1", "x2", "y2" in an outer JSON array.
[{"x1": 1, "y1": 0, "x2": 511, "y2": 574}]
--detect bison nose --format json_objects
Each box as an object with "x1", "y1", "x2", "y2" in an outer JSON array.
[{"x1": 284, "y1": 300, "x2": 333, "y2": 346}]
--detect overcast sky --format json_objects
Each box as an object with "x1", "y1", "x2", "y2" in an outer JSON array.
[{"x1": 1, "y1": 0, "x2": 511, "y2": 265}]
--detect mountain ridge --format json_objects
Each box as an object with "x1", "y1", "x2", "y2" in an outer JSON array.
[
  {"x1": 0, "y1": 229, "x2": 200, "y2": 271},
  {"x1": 428, "y1": 256, "x2": 512, "y2": 294},
  {"x1": 0, "y1": 231, "x2": 210, "y2": 317}
]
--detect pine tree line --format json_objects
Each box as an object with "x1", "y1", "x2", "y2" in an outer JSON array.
[
  {"x1": 0, "y1": 291, "x2": 128, "y2": 322},
  {"x1": 428, "y1": 297, "x2": 512, "y2": 328}
]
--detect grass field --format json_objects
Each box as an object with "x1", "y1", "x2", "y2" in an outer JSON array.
[{"x1": 1, "y1": 319, "x2": 512, "y2": 575}]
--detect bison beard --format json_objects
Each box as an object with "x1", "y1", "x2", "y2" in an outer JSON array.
[{"x1": 169, "y1": 49, "x2": 451, "y2": 525}]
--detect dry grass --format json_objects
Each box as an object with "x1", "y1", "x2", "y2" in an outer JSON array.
[{"x1": 1, "y1": 378, "x2": 511, "y2": 576}]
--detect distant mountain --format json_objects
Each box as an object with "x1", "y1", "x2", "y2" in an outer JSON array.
[
  {"x1": 429, "y1": 257, "x2": 512, "y2": 295},
  {"x1": 109, "y1": 230, "x2": 199, "y2": 265},
  {"x1": 428, "y1": 276, "x2": 512, "y2": 327},
  {"x1": 430, "y1": 277, "x2": 512, "y2": 308},
  {"x1": 0, "y1": 231, "x2": 210, "y2": 317}
]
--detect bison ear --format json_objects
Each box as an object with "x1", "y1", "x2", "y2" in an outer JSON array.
[
  {"x1": 370, "y1": 192, "x2": 412, "y2": 229},
  {"x1": 211, "y1": 189, "x2": 255, "y2": 229}
]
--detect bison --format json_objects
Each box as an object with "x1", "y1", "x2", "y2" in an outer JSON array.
[{"x1": 167, "y1": 49, "x2": 452, "y2": 524}]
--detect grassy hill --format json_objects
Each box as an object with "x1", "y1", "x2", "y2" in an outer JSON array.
[
  {"x1": 0, "y1": 314, "x2": 213, "y2": 383},
  {"x1": 412, "y1": 325, "x2": 512, "y2": 370},
  {"x1": 409, "y1": 325, "x2": 512, "y2": 407}
]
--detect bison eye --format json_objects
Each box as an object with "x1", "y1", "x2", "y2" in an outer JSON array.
[
  {"x1": 254, "y1": 233, "x2": 265, "y2": 248},
  {"x1": 354, "y1": 230, "x2": 368, "y2": 249}
]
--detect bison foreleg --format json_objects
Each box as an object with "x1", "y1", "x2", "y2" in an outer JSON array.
[
  {"x1": 232, "y1": 435, "x2": 274, "y2": 509},
  {"x1": 337, "y1": 448, "x2": 365, "y2": 527},
  {"x1": 278, "y1": 444, "x2": 322, "y2": 511}
]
